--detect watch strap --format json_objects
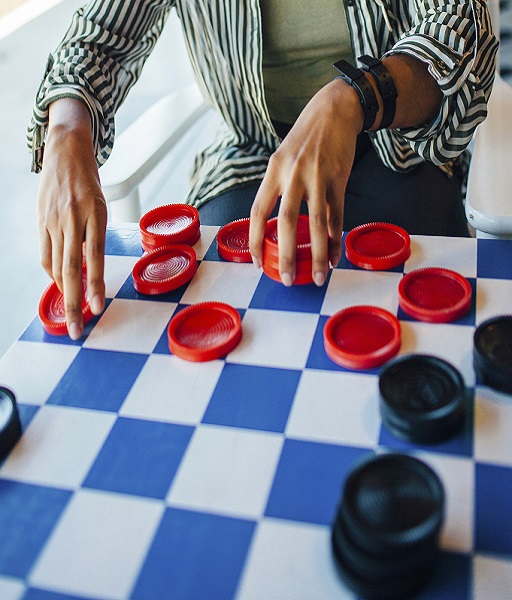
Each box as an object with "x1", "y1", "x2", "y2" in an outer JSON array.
[
  {"x1": 357, "y1": 55, "x2": 398, "y2": 130},
  {"x1": 333, "y1": 59, "x2": 379, "y2": 132}
]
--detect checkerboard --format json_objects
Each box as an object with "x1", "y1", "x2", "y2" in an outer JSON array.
[{"x1": 0, "y1": 222, "x2": 511, "y2": 600}]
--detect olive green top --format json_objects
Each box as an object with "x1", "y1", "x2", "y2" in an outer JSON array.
[{"x1": 260, "y1": 0, "x2": 353, "y2": 125}]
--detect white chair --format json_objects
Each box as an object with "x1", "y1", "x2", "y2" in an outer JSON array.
[
  {"x1": 100, "y1": 83, "x2": 210, "y2": 222},
  {"x1": 465, "y1": 0, "x2": 512, "y2": 238}
]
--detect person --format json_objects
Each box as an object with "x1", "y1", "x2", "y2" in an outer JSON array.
[{"x1": 28, "y1": 0, "x2": 498, "y2": 339}]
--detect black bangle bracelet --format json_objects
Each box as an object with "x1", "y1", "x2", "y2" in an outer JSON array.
[
  {"x1": 358, "y1": 55, "x2": 398, "y2": 130},
  {"x1": 333, "y1": 59, "x2": 379, "y2": 132}
]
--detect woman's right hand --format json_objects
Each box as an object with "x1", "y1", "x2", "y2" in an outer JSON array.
[{"x1": 37, "y1": 97, "x2": 108, "y2": 340}]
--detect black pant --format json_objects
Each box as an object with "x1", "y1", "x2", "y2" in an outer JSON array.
[{"x1": 198, "y1": 133, "x2": 469, "y2": 237}]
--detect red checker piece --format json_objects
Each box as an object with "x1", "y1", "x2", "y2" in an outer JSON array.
[
  {"x1": 345, "y1": 222, "x2": 411, "y2": 270},
  {"x1": 324, "y1": 305, "x2": 401, "y2": 370},
  {"x1": 263, "y1": 215, "x2": 313, "y2": 284},
  {"x1": 216, "y1": 218, "x2": 252, "y2": 262},
  {"x1": 398, "y1": 267, "x2": 472, "y2": 323},
  {"x1": 132, "y1": 244, "x2": 197, "y2": 295},
  {"x1": 38, "y1": 266, "x2": 94, "y2": 336},
  {"x1": 139, "y1": 203, "x2": 200, "y2": 252},
  {"x1": 168, "y1": 301, "x2": 242, "y2": 362}
]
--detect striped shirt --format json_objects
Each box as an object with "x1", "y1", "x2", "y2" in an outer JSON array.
[{"x1": 27, "y1": 0, "x2": 498, "y2": 207}]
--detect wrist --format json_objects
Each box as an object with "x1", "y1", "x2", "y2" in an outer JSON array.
[
  {"x1": 48, "y1": 97, "x2": 93, "y2": 138},
  {"x1": 333, "y1": 59, "x2": 382, "y2": 132}
]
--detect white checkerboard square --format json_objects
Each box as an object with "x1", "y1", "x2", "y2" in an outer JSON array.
[
  {"x1": 237, "y1": 518, "x2": 351, "y2": 600},
  {"x1": 104, "y1": 255, "x2": 139, "y2": 298},
  {"x1": 417, "y1": 452, "x2": 474, "y2": 553},
  {"x1": 475, "y1": 278, "x2": 512, "y2": 324},
  {"x1": 84, "y1": 298, "x2": 175, "y2": 354},
  {"x1": 194, "y1": 225, "x2": 219, "y2": 259},
  {"x1": 167, "y1": 424, "x2": 283, "y2": 519},
  {"x1": 119, "y1": 353, "x2": 224, "y2": 425},
  {"x1": 229, "y1": 308, "x2": 319, "y2": 369},
  {"x1": 29, "y1": 489, "x2": 164, "y2": 600},
  {"x1": 406, "y1": 236, "x2": 477, "y2": 278},
  {"x1": 474, "y1": 386, "x2": 512, "y2": 467},
  {"x1": 322, "y1": 269, "x2": 402, "y2": 316},
  {"x1": 286, "y1": 369, "x2": 380, "y2": 448},
  {"x1": 399, "y1": 321, "x2": 475, "y2": 385},
  {"x1": 181, "y1": 261, "x2": 262, "y2": 308},
  {"x1": 0, "y1": 577, "x2": 24, "y2": 600},
  {"x1": 0, "y1": 341, "x2": 80, "y2": 406},
  {"x1": 0, "y1": 405, "x2": 116, "y2": 489},
  {"x1": 473, "y1": 554, "x2": 512, "y2": 600}
]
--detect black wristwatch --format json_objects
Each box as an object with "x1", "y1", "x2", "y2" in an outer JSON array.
[
  {"x1": 333, "y1": 59, "x2": 379, "y2": 132},
  {"x1": 357, "y1": 55, "x2": 398, "y2": 129}
]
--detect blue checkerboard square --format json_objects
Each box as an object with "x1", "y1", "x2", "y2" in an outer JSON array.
[
  {"x1": 264, "y1": 439, "x2": 370, "y2": 525},
  {"x1": 475, "y1": 462, "x2": 512, "y2": 556},
  {"x1": 104, "y1": 223, "x2": 142, "y2": 257},
  {"x1": 83, "y1": 417, "x2": 194, "y2": 499},
  {"x1": 249, "y1": 273, "x2": 330, "y2": 313},
  {"x1": 477, "y1": 239, "x2": 512, "y2": 279},
  {"x1": 47, "y1": 349, "x2": 148, "y2": 412},
  {"x1": 0, "y1": 481, "x2": 71, "y2": 578},
  {"x1": 202, "y1": 363, "x2": 301, "y2": 432},
  {"x1": 131, "y1": 508, "x2": 256, "y2": 600}
]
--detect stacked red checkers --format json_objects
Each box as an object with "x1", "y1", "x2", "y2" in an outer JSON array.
[
  {"x1": 132, "y1": 244, "x2": 197, "y2": 295},
  {"x1": 38, "y1": 265, "x2": 94, "y2": 336},
  {"x1": 139, "y1": 203, "x2": 200, "y2": 252},
  {"x1": 324, "y1": 305, "x2": 401, "y2": 370},
  {"x1": 262, "y1": 215, "x2": 313, "y2": 285},
  {"x1": 398, "y1": 267, "x2": 472, "y2": 323},
  {"x1": 345, "y1": 222, "x2": 411, "y2": 270},
  {"x1": 216, "y1": 218, "x2": 252, "y2": 263},
  {"x1": 168, "y1": 301, "x2": 243, "y2": 362}
]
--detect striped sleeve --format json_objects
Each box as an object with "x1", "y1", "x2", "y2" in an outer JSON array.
[
  {"x1": 27, "y1": 0, "x2": 174, "y2": 173},
  {"x1": 384, "y1": 0, "x2": 498, "y2": 166}
]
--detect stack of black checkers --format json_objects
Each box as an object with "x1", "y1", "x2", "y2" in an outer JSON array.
[
  {"x1": 331, "y1": 453, "x2": 445, "y2": 600},
  {"x1": 378, "y1": 354, "x2": 467, "y2": 443},
  {"x1": 473, "y1": 315, "x2": 512, "y2": 394},
  {"x1": 0, "y1": 387, "x2": 21, "y2": 459}
]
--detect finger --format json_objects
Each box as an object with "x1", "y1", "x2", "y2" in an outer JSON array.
[
  {"x1": 62, "y1": 224, "x2": 85, "y2": 340},
  {"x1": 277, "y1": 181, "x2": 303, "y2": 286},
  {"x1": 85, "y1": 204, "x2": 107, "y2": 315},
  {"x1": 326, "y1": 179, "x2": 345, "y2": 267},
  {"x1": 39, "y1": 227, "x2": 54, "y2": 280},
  {"x1": 307, "y1": 180, "x2": 329, "y2": 286},
  {"x1": 51, "y1": 230, "x2": 65, "y2": 293},
  {"x1": 249, "y1": 172, "x2": 281, "y2": 268}
]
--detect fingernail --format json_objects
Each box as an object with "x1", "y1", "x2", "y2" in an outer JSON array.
[
  {"x1": 90, "y1": 294, "x2": 104, "y2": 315},
  {"x1": 68, "y1": 322, "x2": 82, "y2": 340},
  {"x1": 251, "y1": 255, "x2": 262, "y2": 269},
  {"x1": 281, "y1": 272, "x2": 294, "y2": 287},
  {"x1": 314, "y1": 271, "x2": 326, "y2": 286}
]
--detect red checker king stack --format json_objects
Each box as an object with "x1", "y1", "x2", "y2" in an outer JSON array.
[
  {"x1": 132, "y1": 244, "x2": 198, "y2": 295},
  {"x1": 38, "y1": 265, "x2": 94, "y2": 336},
  {"x1": 139, "y1": 203, "x2": 201, "y2": 252},
  {"x1": 216, "y1": 218, "x2": 252, "y2": 263},
  {"x1": 263, "y1": 215, "x2": 314, "y2": 285}
]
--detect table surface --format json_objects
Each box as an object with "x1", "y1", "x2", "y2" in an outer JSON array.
[{"x1": 0, "y1": 222, "x2": 512, "y2": 600}]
